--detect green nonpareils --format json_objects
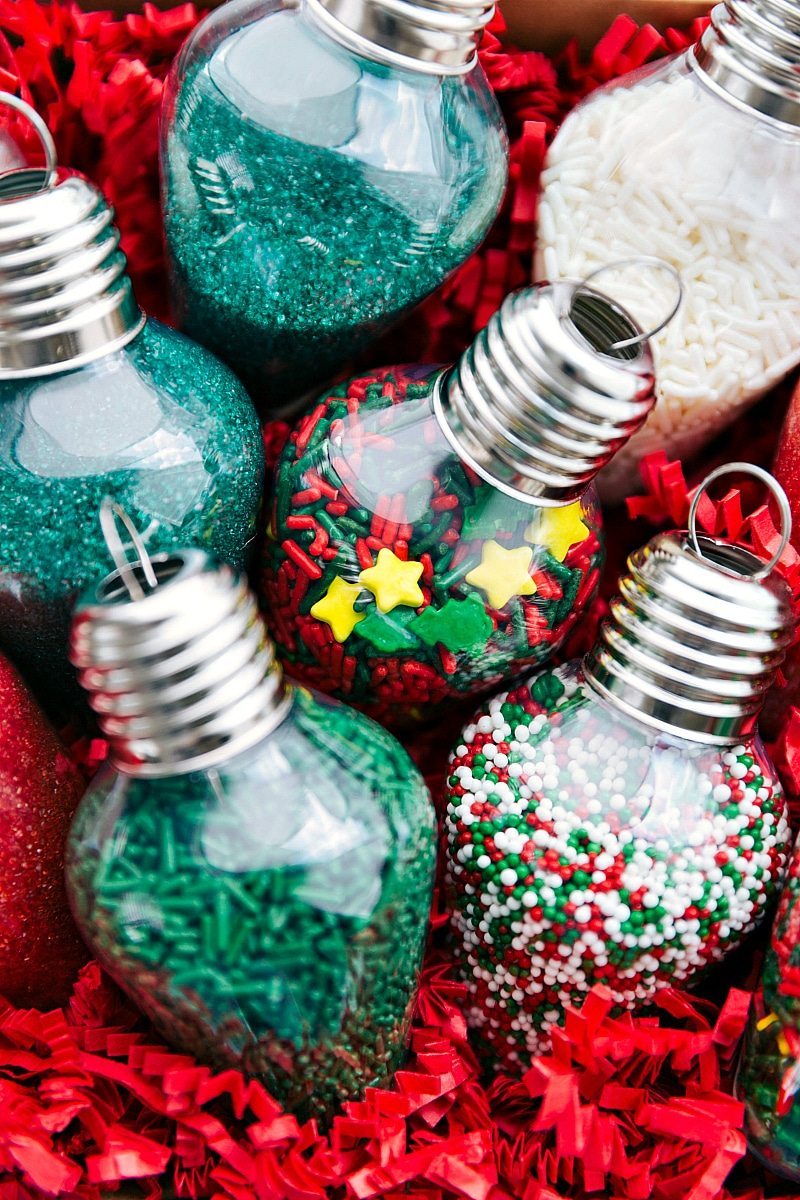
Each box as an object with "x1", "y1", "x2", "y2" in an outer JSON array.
[
  {"x1": 66, "y1": 688, "x2": 436, "y2": 1123},
  {"x1": 161, "y1": 4, "x2": 507, "y2": 408},
  {"x1": 0, "y1": 319, "x2": 263, "y2": 716}
]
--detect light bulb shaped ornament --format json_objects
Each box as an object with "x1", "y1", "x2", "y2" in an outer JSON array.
[
  {"x1": 444, "y1": 463, "x2": 795, "y2": 1071},
  {"x1": 0, "y1": 648, "x2": 87, "y2": 1009},
  {"x1": 536, "y1": 1, "x2": 800, "y2": 499},
  {"x1": 263, "y1": 267, "x2": 678, "y2": 725},
  {"x1": 66, "y1": 501, "x2": 436, "y2": 1122},
  {"x1": 160, "y1": 0, "x2": 508, "y2": 410},
  {"x1": 738, "y1": 822, "x2": 800, "y2": 1182},
  {"x1": 0, "y1": 95, "x2": 263, "y2": 717}
]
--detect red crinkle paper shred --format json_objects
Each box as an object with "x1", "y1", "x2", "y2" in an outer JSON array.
[
  {"x1": 0, "y1": 961, "x2": 770, "y2": 1200},
  {"x1": 0, "y1": 4, "x2": 795, "y2": 1198}
]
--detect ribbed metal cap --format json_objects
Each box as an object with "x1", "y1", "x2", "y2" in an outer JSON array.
[
  {"x1": 70, "y1": 547, "x2": 291, "y2": 777},
  {"x1": 584, "y1": 522, "x2": 796, "y2": 745},
  {"x1": 0, "y1": 94, "x2": 142, "y2": 377},
  {"x1": 695, "y1": 0, "x2": 800, "y2": 127},
  {"x1": 305, "y1": 0, "x2": 494, "y2": 73},
  {"x1": 433, "y1": 281, "x2": 657, "y2": 506}
]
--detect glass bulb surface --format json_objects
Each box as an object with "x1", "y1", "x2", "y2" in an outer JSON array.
[
  {"x1": 0, "y1": 318, "x2": 263, "y2": 714},
  {"x1": 161, "y1": 0, "x2": 507, "y2": 410},
  {"x1": 262, "y1": 366, "x2": 603, "y2": 724},
  {"x1": 535, "y1": 53, "x2": 800, "y2": 500},
  {"x1": 67, "y1": 687, "x2": 436, "y2": 1122},
  {"x1": 739, "y1": 834, "x2": 800, "y2": 1180},
  {"x1": 444, "y1": 661, "x2": 790, "y2": 1071}
]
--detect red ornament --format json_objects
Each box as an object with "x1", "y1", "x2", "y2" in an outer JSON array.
[{"x1": 0, "y1": 654, "x2": 87, "y2": 1009}]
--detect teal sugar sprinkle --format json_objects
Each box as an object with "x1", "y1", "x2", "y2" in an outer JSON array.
[
  {"x1": 66, "y1": 687, "x2": 436, "y2": 1124},
  {"x1": 161, "y1": 6, "x2": 507, "y2": 409},
  {"x1": 0, "y1": 318, "x2": 263, "y2": 718}
]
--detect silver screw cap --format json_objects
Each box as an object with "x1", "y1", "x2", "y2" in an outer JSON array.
[
  {"x1": 584, "y1": 464, "x2": 796, "y2": 744},
  {"x1": 70, "y1": 503, "x2": 290, "y2": 777},
  {"x1": 696, "y1": 0, "x2": 800, "y2": 128},
  {"x1": 305, "y1": 0, "x2": 495, "y2": 74},
  {"x1": 0, "y1": 93, "x2": 142, "y2": 377},
  {"x1": 434, "y1": 275, "x2": 665, "y2": 506}
]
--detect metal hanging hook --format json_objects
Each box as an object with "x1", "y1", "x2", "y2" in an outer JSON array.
[
  {"x1": 0, "y1": 92, "x2": 57, "y2": 192},
  {"x1": 99, "y1": 498, "x2": 158, "y2": 602},
  {"x1": 688, "y1": 462, "x2": 792, "y2": 580},
  {"x1": 569, "y1": 256, "x2": 684, "y2": 353}
]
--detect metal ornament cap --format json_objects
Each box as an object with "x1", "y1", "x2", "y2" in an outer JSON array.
[
  {"x1": 0, "y1": 167, "x2": 143, "y2": 376},
  {"x1": 584, "y1": 528, "x2": 796, "y2": 744},
  {"x1": 434, "y1": 281, "x2": 657, "y2": 506},
  {"x1": 305, "y1": 0, "x2": 494, "y2": 74},
  {"x1": 70, "y1": 549, "x2": 291, "y2": 777},
  {"x1": 695, "y1": 0, "x2": 800, "y2": 128}
]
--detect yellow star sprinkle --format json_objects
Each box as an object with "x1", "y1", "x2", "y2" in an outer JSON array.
[
  {"x1": 359, "y1": 548, "x2": 424, "y2": 614},
  {"x1": 310, "y1": 576, "x2": 365, "y2": 643},
  {"x1": 465, "y1": 541, "x2": 537, "y2": 611},
  {"x1": 525, "y1": 503, "x2": 590, "y2": 563}
]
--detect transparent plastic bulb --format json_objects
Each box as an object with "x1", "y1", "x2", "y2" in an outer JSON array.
[
  {"x1": 0, "y1": 318, "x2": 263, "y2": 715},
  {"x1": 535, "y1": 50, "x2": 800, "y2": 499},
  {"x1": 160, "y1": 0, "x2": 508, "y2": 410},
  {"x1": 67, "y1": 685, "x2": 436, "y2": 1122},
  {"x1": 263, "y1": 364, "x2": 602, "y2": 723},
  {"x1": 738, "y1": 832, "x2": 800, "y2": 1180},
  {"x1": 262, "y1": 282, "x2": 658, "y2": 724},
  {"x1": 444, "y1": 661, "x2": 791, "y2": 1071}
]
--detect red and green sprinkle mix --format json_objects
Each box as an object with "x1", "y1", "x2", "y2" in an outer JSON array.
[
  {"x1": 262, "y1": 367, "x2": 603, "y2": 723},
  {"x1": 739, "y1": 836, "x2": 800, "y2": 1179},
  {"x1": 739, "y1": 999, "x2": 800, "y2": 1180},
  {"x1": 444, "y1": 662, "x2": 790, "y2": 1072}
]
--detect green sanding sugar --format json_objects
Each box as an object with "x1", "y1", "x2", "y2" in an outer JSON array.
[
  {"x1": 66, "y1": 687, "x2": 436, "y2": 1123},
  {"x1": 162, "y1": 7, "x2": 507, "y2": 407},
  {"x1": 0, "y1": 318, "x2": 263, "y2": 717}
]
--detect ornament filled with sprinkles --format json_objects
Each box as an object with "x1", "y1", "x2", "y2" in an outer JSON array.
[
  {"x1": 160, "y1": 0, "x2": 508, "y2": 410},
  {"x1": 0, "y1": 93, "x2": 263, "y2": 719},
  {"x1": 444, "y1": 464, "x2": 795, "y2": 1071},
  {"x1": 66, "y1": 501, "x2": 436, "y2": 1123},
  {"x1": 536, "y1": 0, "x2": 800, "y2": 499},
  {"x1": 263, "y1": 270, "x2": 675, "y2": 724},
  {"x1": 739, "y1": 826, "x2": 800, "y2": 1180}
]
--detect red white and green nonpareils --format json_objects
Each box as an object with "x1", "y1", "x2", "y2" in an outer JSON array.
[
  {"x1": 444, "y1": 663, "x2": 791, "y2": 1071},
  {"x1": 262, "y1": 367, "x2": 603, "y2": 723}
]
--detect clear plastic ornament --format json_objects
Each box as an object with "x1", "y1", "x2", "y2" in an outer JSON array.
[
  {"x1": 161, "y1": 0, "x2": 508, "y2": 410},
  {"x1": 0, "y1": 97, "x2": 263, "y2": 715},
  {"x1": 445, "y1": 466, "x2": 795, "y2": 1069},
  {"x1": 66, "y1": 508, "x2": 436, "y2": 1122},
  {"x1": 738, "y1": 832, "x2": 800, "y2": 1180},
  {"x1": 263, "y1": 280, "x2": 659, "y2": 723},
  {"x1": 535, "y1": 4, "x2": 800, "y2": 499}
]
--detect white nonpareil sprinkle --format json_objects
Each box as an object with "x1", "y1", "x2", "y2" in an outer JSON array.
[{"x1": 535, "y1": 71, "x2": 800, "y2": 500}]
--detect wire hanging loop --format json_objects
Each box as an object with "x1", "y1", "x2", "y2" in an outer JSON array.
[
  {"x1": 99, "y1": 498, "x2": 158, "y2": 602},
  {"x1": 688, "y1": 462, "x2": 793, "y2": 580},
  {"x1": 570, "y1": 256, "x2": 684, "y2": 353},
  {"x1": 0, "y1": 92, "x2": 57, "y2": 191}
]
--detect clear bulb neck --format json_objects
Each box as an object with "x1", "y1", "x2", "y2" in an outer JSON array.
[
  {"x1": 584, "y1": 530, "x2": 795, "y2": 745},
  {"x1": 0, "y1": 167, "x2": 143, "y2": 377},
  {"x1": 695, "y1": 0, "x2": 800, "y2": 128},
  {"x1": 433, "y1": 282, "x2": 656, "y2": 506},
  {"x1": 303, "y1": 0, "x2": 493, "y2": 74},
  {"x1": 70, "y1": 550, "x2": 291, "y2": 777}
]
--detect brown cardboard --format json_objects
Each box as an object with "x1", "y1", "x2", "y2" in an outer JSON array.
[
  {"x1": 79, "y1": 0, "x2": 713, "y2": 54},
  {"x1": 500, "y1": 0, "x2": 712, "y2": 53}
]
